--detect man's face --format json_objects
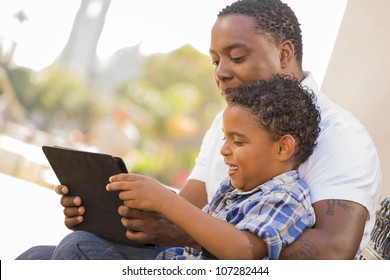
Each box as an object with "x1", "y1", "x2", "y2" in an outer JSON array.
[{"x1": 210, "y1": 14, "x2": 283, "y2": 103}]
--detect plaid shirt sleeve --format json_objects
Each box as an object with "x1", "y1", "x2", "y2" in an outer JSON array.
[{"x1": 233, "y1": 180, "x2": 315, "y2": 259}]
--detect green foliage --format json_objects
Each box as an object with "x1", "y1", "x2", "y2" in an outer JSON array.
[
  {"x1": 25, "y1": 67, "x2": 100, "y2": 132},
  {"x1": 117, "y1": 45, "x2": 224, "y2": 187},
  {"x1": 0, "y1": 63, "x2": 31, "y2": 106}
]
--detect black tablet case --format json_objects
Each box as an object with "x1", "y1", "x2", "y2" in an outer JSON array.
[{"x1": 42, "y1": 145, "x2": 143, "y2": 246}]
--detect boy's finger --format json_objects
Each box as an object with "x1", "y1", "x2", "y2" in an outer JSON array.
[{"x1": 109, "y1": 173, "x2": 136, "y2": 183}]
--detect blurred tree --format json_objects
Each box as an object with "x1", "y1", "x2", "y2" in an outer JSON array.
[
  {"x1": 0, "y1": 63, "x2": 31, "y2": 105},
  {"x1": 142, "y1": 44, "x2": 222, "y2": 125},
  {"x1": 117, "y1": 45, "x2": 224, "y2": 187},
  {"x1": 0, "y1": 63, "x2": 30, "y2": 123},
  {"x1": 25, "y1": 66, "x2": 101, "y2": 133}
]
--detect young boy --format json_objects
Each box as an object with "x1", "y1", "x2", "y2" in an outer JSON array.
[{"x1": 107, "y1": 74, "x2": 321, "y2": 259}]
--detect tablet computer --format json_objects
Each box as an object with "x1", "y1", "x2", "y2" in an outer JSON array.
[{"x1": 42, "y1": 145, "x2": 144, "y2": 246}]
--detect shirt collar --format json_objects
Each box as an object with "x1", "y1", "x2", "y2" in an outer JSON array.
[{"x1": 224, "y1": 170, "x2": 300, "y2": 196}]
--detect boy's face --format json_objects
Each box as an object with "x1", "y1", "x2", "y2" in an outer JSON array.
[
  {"x1": 210, "y1": 14, "x2": 283, "y2": 103},
  {"x1": 221, "y1": 105, "x2": 280, "y2": 191}
]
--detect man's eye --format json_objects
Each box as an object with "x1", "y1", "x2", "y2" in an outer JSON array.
[
  {"x1": 233, "y1": 141, "x2": 244, "y2": 145},
  {"x1": 231, "y1": 56, "x2": 245, "y2": 63},
  {"x1": 212, "y1": 60, "x2": 219, "y2": 66}
]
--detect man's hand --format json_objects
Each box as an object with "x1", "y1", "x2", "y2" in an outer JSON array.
[
  {"x1": 55, "y1": 185, "x2": 85, "y2": 229},
  {"x1": 118, "y1": 206, "x2": 195, "y2": 247}
]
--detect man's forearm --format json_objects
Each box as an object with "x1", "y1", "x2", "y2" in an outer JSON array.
[
  {"x1": 167, "y1": 222, "x2": 200, "y2": 249},
  {"x1": 279, "y1": 229, "x2": 322, "y2": 259},
  {"x1": 279, "y1": 200, "x2": 367, "y2": 260}
]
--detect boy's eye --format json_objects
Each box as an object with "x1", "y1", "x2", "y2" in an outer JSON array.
[{"x1": 233, "y1": 140, "x2": 244, "y2": 145}]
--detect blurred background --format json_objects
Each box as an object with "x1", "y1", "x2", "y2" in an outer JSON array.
[{"x1": 1, "y1": 0, "x2": 388, "y2": 259}]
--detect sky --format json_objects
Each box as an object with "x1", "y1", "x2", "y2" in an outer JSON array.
[{"x1": 0, "y1": 0, "x2": 348, "y2": 87}]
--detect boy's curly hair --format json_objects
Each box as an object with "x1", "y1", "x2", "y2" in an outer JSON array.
[
  {"x1": 230, "y1": 74, "x2": 321, "y2": 166},
  {"x1": 219, "y1": 0, "x2": 303, "y2": 67}
]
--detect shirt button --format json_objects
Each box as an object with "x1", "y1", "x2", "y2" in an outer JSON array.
[{"x1": 226, "y1": 199, "x2": 233, "y2": 205}]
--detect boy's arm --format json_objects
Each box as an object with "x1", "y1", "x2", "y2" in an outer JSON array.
[
  {"x1": 159, "y1": 193, "x2": 268, "y2": 259},
  {"x1": 107, "y1": 173, "x2": 267, "y2": 259}
]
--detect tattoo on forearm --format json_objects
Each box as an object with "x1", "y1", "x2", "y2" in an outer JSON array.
[
  {"x1": 326, "y1": 200, "x2": 365, "y2": 228},
  {"x1": 326, "y1": 200, "x2": 336, "y2": 216},
  {"x1": 280, "y1": 237, "x2": 320, "y2": 260}
]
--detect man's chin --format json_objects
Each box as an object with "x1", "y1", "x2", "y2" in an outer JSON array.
[{"x1": 223, "y1": 93, "x2": 233, "y2": 104}]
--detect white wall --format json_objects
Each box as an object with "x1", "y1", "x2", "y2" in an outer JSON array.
[{"x1": 322, "y1": 0, "x2": 390, "y2": 200}]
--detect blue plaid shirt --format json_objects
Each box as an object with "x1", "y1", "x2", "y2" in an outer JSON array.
[{"x1": 156, "y1": 170, "x2": 315, "y2": 260}]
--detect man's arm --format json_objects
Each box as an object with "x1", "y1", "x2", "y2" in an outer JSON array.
[
  {"x1": 279, "y1": 199, "x2": 368, "y2": 259},
  {"x1": 178, "y1": 179, "x2": 208, "y2": 209}
]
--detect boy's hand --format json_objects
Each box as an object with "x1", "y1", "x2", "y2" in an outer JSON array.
[{"x1": 106, "y1": 173, "x2": 175, "y2": 213}]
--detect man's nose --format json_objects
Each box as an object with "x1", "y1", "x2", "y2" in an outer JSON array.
[{"x1": 214, "y1": 61, "x2": 232, "y2": 82}]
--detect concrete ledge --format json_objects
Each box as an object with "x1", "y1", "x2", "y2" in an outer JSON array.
[{"x1": 0, "y1": 172, "x2": 71, "y2": 259}]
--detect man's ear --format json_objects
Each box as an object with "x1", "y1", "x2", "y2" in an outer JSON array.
[
  {"x1": 276, "y1": 134, "x2": 296, "y2": 162},
  {"x1": 279, "y1": 40, "x2": 295, "y2": 69}
]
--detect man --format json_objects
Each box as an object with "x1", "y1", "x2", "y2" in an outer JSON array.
[{"x1": 18, "y1": 0, "x2": 381, "y2": 260}]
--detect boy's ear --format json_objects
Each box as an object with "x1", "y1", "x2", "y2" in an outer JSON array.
[
  {"x1": 276, "y1": 135, "x2": 296, "y2": 162},
  {"x1": 279, "y1": 40, "x2": 295, "y2": 69}
]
